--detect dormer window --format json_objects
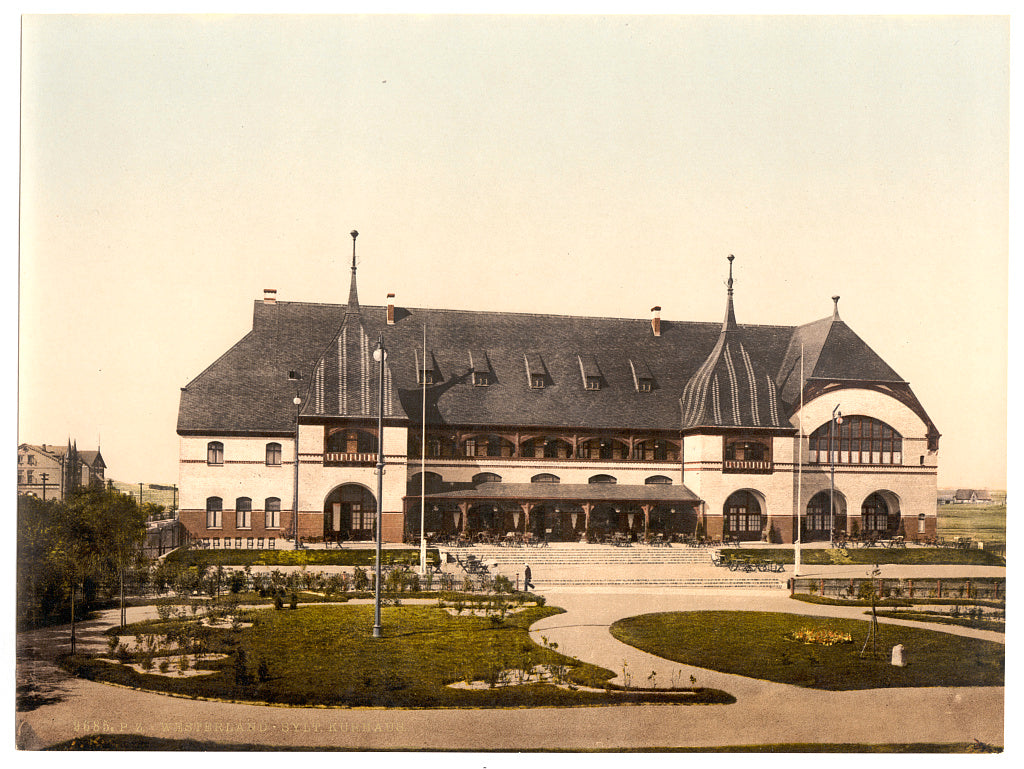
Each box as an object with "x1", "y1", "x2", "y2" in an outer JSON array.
[
  {"x1": 579, "y1": 354, "x2": 602, "y2": 391},
  {"x1": 525, "y1": 352, "x2": 548, "y2": 389},
  {"x1": 416, "y1": 348, "x2": 437, "y2": 386},
  {"x1": 630, "y1": 359, "x2": 654, "y2": 392},
  {"x1": 469, "y1": 350, "x2": 490, "y2": 387}
]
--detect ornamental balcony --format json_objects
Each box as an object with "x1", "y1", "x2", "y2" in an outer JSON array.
[
  {"x1": 722, "y1": 459, "x2": 773, "y2": 474},
  {"x1": 323, "y1": 452, "x2": 377, "y2": 467}
]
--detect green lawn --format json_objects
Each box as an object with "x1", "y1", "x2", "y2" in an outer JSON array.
[
  {"x1": 64, "y1": 603, "x2": 731, "y2": 708},
  {"x1": 165, "y1": 547, "x2": 440, "y2": 568},
  {"x1": 937, "y1": 503, "x2": 1006, "y2": 548},
  {"x1": 609, "y1": 611, "x2": 1004, "y2": 690}
]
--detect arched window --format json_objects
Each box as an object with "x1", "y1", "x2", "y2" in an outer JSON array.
[
  {"x1": 808, "y1": 416, "x2": 902, "y2": 465},
  {"x1": 578, "y1": 438, "x2": 628, "y2": 460},
  {"x1": 265, "y1": 497, "x2": 281, "y2": 529},
  {"x1": 207, "y1": 441, "x2": 224, "y2": 465},
  {"x1": 531, "y1": 473, "x2": 560, "y2": 483},
  {"x1": 521, "y1": 437, "x2": 573, "y2": 459},
  {"x1": 266, "y1": 442, "x2": 282, "y2": 466},
  {"x1": 645, "y1": 475, "x2": 672, "y2": 485},
  {"x1": 588, "y1": 474, "x2": 617, "y2": 484},
  {"x1": 409, "y1": 471, "x2": 444, "y2": 494},
  {"x1": 206, "y1": 497, "x2": 222, "y2": 528},
  {"x1": 236, "y1": 497, "x2": 252, "y2": 529},
  {"x1": 635, "y1": 440, "x2": 680, "y2": 461},
  {"x1": 473, "y1": 472, "x2": 502, "y2": 484},
  {"x1": 462, "y1": 435, "x2": 514, "y2": 458}
]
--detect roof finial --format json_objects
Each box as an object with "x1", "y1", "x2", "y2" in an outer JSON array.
[
  {"x1": 346, "y1": 230, "x2": 360, "y2": 313},
  {"x1": 727, "y1": 254, "x2": 735, "y2": 295},
  {"x1": 832, "y1": 295, "x2": 841, "y2": 320}
]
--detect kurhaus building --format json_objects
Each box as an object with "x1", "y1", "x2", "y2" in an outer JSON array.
[{"x1": 177, "y1": 242, "x2": 939, "y2": 547}]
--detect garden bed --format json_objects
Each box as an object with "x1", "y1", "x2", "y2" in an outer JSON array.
[{"x1": 63, "y1": 602, "x2": 732, "y2": 708}]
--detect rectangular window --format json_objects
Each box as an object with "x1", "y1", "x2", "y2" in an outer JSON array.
[
  {"x1": 207, "y1": 501, "x2": 222, "y2": 529},
  {"x1": 28, "y1": 455, "x2": 35, "y2": 465},
  {"x1": 464, "y1": 439, "x2": 477, "y2": 457},
  {"x1": 586, "y1": 376, "x2": 600, "y2": 390},
  {"x1": 638, "y1": 379, "x2": 652, "y2": 392},
  {"x1": 418, "y1": 370, "x2": 434, "y2": 385},
  {"x1": 27, "y1": 471, "x2": 34, "y2": 484},
  {"x1": 265, "y1": 499, "x2": 280, "y2": 528},
  {"x1": 236, "y1": 499, "x2": 252, "y2": 529},
  {"x1": 531, "y1": 374, "x2": 545, "y2": 389},
  {"x1": 473, "y1": 373, "x2": 489, "y2": 386}
]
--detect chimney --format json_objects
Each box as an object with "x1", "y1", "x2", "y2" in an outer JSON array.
[
  {"x1": 387, "y1": 293, "x2": 396, "y2": 325},
  {"x1": 263, "y1": 288, "x2": 277, "y2": 304},
  {"x1": 651, "y1": 306, "x2": 662, "y2": 337}
]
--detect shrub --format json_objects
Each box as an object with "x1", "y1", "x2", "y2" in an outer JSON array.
[
  {"x1": 353, "y1": 567, "x2": 369, "y2": 591},
  {"x1": 289, "y1": 592, "x2": 298, "y2": 610},
  {"x1": 273, "y1": 593, "x2": 284, "y2": 610},
  {"x1": 158, "y1": 659, "x2": 170, "y2": 674}
]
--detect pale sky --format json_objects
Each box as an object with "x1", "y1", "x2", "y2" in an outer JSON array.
[{"x1": 17, "y1": 14, "x2": 1009, "y2": 490}]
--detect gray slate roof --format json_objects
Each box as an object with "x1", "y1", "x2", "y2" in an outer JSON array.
[{"x1": 177, "y1": 296, "x2": 927, "y2": 437}]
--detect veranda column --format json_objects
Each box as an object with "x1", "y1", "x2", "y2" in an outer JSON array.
[
  {"x1": 521, "y1": 502, "x2": 531, "y2": 532},
  {"x1": 459, "y1": 502, "x2": 469, "y2": 535},
  {"x1": 582, "y1": 502, "x2": 593, "y2": 536},
  {"x1": 642, "y1": 504, "x2": 651, "y2": 541}
]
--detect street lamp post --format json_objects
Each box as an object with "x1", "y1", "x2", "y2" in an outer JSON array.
[
  {"x1": 289, "y1": 372, "x2": 303, "y2": 550},
  {"x1": 372, "y1": 334, "x2": 387, "y2": 638},
  {"x1": 829, "y1": 404, "x2": 842, "y2": 547}
]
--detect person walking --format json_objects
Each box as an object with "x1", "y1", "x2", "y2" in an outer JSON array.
[{"x1": 523, "y1": 563, "x2": 534, "y2": 591}]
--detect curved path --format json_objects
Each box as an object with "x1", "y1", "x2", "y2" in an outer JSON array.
[{"x1": 16, "y1": 591, "x2": 1004, "y2": 750}]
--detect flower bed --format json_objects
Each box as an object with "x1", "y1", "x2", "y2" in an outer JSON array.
[{"x1": 789, "y1": 627, "x2": 853, "y2": 646}]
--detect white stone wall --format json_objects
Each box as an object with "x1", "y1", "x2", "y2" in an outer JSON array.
[
  {"x1": 679, "y1": 386, "x2": 938, "y2": 535},
  {"x1": 179, "y1": 424, "x2": 410, "y2": 524}
]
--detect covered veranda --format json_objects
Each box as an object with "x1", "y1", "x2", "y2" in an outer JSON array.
[{"x1": 404, "y1": 482, "x2": 702, "y2": 544}]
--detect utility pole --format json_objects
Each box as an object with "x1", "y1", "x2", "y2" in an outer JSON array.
[{"x1": 40, "y1": 472, "x2": 49, "y2": 502}]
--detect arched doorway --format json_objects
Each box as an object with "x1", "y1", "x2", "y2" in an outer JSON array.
[
  {"x1": 323, "y1": 484, "x2": 376, "y2": 542},
  {"x1": 805, "y1": 490, "x2": 847, "y2": 541},
  {"x1": 861, "y1": 491, "x2": 900, "y2": 536},
  {"x1": 723, "y1": 490, "x2": 765, "y2": 542}
]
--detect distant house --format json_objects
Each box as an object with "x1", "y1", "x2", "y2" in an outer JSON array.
[
  {"x1": 937, "y1": 492, "x2": 955, "y2": 505},
  {"x1": 953, "y1": 489, "x2": 992, "y2": 504},
  {"x1": 17, "y1": 441, "x2": 106, "y2": 501}
]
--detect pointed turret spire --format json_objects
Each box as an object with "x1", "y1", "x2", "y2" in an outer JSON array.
[
  {"x1": 722, "y1": 254, "x2": 738, "y2": 330},
  {"x1": 346, "y1": 230, "x2": 360, "y2": 314},
  {"x1": 832, "y1": 295, "x2": 841, "y2": 321},
  {"x1": 680, "y1": 253, "x2": 785, "y2": 429}
]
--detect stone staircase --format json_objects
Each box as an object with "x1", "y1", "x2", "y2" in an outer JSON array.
[{"x1": 440, "y1": 543, "x2": 788, "y2": 591}]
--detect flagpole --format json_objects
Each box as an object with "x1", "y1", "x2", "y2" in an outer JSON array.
[
  {"x1": 795, "y1": 343, "x2": 803, "y2": 578},
  {"x1": 419, "y1": 323, "x2": 428, "y2": 576}
]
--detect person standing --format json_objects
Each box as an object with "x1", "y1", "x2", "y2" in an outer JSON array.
[{"x1": 523, "y1": 563, "x2": 534, "y2": 591}]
